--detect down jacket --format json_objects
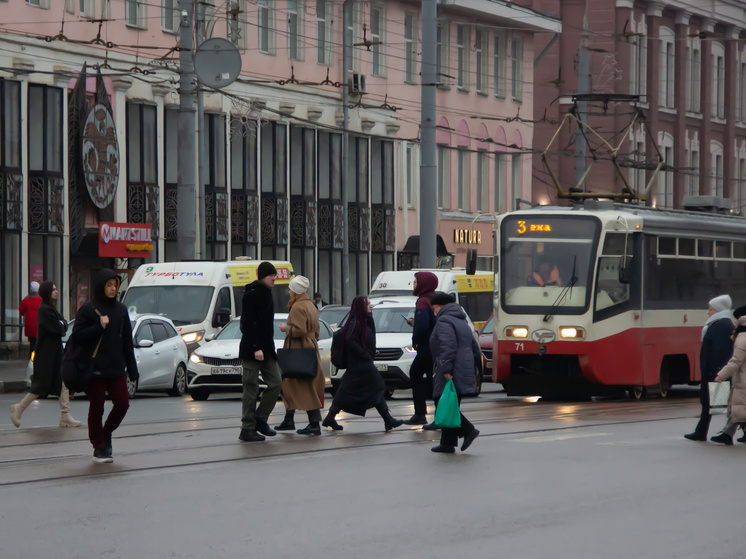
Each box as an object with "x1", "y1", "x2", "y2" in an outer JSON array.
[
  {"x1": 430, "y1": 303, "x2": 480, "y2": 399},
  {"x1": 715, "y1": 315, "x2": 746, "y2": 423}
]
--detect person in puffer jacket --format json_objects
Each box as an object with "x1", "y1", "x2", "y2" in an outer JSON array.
[
  {"x1": 429, "y1": 293, "x2": 480, "y2": 454},
  {"x1": 711, "y1": 305, "x2": 746, "y2": 445}
]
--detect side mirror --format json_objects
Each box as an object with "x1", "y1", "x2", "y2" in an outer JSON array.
[
  {"x1": 466, "y1": 248, "x2": 478, "y2": 275},
  {"x1": 618, "y1": 255, "x2": 632, "y2": 284},
  {"x1": 205, "y1": 333, "x2": 216, "y2": 342},
  {"x1": 214, "y1": 307, "x2": 231, "y2": 328},
  {"x1": 137, "y1": 339, "x2": 154, "y2": 349}
]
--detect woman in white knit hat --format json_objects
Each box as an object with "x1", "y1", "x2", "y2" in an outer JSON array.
[{"x1": 276, "y1": 275, "x2": 325, "y2": 435}]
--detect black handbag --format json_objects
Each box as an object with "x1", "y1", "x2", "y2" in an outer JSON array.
[
  {"x1": 277, "y1": 327, "x2": 318, "y2": 379},
  {"x1": 61, "y1": 307, "x2": 104, "y2": 392}
]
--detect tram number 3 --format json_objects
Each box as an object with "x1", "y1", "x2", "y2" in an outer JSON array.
[{"x1": 514, "y1": 342, "x2": 525, "y2": 351}]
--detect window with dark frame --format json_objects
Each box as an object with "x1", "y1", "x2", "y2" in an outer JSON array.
[
  {"x1": 260, "y1": 120, "x2": 287, "y2": 261},
  {"x1": 230, "y1": 117, "x2": 258, "y2": 260},
  {"x1": 317, "y1": 131, "x2": 343, "y2": 304},
  {"x1": 290, "y1": 126, "x2": 317, "y2": 283},
  {"x1": 204, "y1": 113, "x2": 228, "y2": 259}
]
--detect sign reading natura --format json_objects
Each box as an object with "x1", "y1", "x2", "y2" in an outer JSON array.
[{"x1": 453, "y1": 229, "x2": 482, "y2": 244}]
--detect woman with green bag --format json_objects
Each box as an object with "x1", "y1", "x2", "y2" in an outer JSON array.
[{"x1": 429, "y1": 293, "x2": 480, "y2": 454}]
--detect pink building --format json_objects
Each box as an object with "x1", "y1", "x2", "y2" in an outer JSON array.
[
  {"x1": 524, "y1": 0, "x2": 746, "y2": 210},
  {"x1": 0, "y1": 0, "x2": 558, "y2": 353}
]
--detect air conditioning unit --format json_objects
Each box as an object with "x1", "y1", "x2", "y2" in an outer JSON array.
[{"x1": 348, "y1": 73, "x2": 367, "y2": 95}]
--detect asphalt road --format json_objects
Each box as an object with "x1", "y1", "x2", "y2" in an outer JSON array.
[{"x1": 1, "y1": 385, "x2": 744, "y2": 559}]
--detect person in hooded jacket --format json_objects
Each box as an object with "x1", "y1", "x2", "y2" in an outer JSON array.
[
  {"x1": 71, "y1": 269, "x2": 138, "y2": 463},
  {"x1": 404, "y1": 271, "x2": 439, "y2": 428},
  {"x1": 10, "y1": 281, "x2": 82, "y2": 429},
  {"x1": 238, "y1": 262, "x2": 283, "y2": 442},
  {"x1": 685, "y1": 294, "x2": 734, "y2": 441},
  {"x1": 276, "y1": 275, "x2": 325, "y2": 436},
  {"x1": 710, "y1": 305, "x2": 746, "y2": 445},
  {"x1": 322, "y1": 296, "x2": 404, "y2": 432},
  {"x1": 429, "y1": 293, "x2": 480, "y2": 453}
]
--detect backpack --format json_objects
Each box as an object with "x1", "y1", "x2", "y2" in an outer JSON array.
[{"x1": 330, "y1": 328, "x2": 347, "y2": 370}]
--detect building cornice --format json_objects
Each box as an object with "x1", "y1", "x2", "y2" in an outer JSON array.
[
  {"x1": 647, "y1": 2, "x2": 665, "y2": 18},
  {"x1": 615, "y1": 0, "x2": 635, "y2": 9},
  {"x1": 675, "y1": 10, "x2": 692, "y2": 26},
  {"x1": 439, "y1": 0, "x2": 562, "y2": 33}
]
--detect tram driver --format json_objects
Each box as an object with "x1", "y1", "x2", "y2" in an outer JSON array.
[{"x1": 529, "y1": 254, "x2": 563, "y2": 287}]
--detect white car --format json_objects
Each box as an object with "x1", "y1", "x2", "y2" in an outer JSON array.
[
  {"x1": 330, "y1": 297, "x2": 484, "y2": 397},
  {"x1": 186, "y1": 313, "x2": 335, "y2": 401},
  {"x1": 27, "y1": 314, "x2": 189, "y2": 398}
]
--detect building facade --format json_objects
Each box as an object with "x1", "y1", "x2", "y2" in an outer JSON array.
[
  {"x1": 525, "y1": 0, "x2": 746, "y2": 210},
  {"x1": 0, "y1": 0, "x2": 558, "y2": 353}
]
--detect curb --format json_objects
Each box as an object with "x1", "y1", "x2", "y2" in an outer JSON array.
[{"x1": 0, "y1": 380, "x2": 27, "y2": 394}]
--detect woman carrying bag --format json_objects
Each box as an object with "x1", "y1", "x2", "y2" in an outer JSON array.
[
  {"x1": 429, "y1": 293, "x2": 480, "y2": 454},
  {"x1": 710, "y1": 305, "x2": 746, "y2": 445},
  {"x1": 276, "y1": 276, "x2": 326, "y2": 436},
  {"x1": 10, "y1": 281, "x2": 81, "y2": 429}
]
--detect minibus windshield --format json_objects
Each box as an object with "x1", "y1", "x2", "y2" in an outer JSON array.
[{"x1": 123, "y1": 286, "x2": 215, "y2": 326}]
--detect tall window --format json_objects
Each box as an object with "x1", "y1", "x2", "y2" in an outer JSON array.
[
  {"x1": 287, "y1": 0, "x2": 302, "y2": 60},
  {"x1": 230, "y1": 118, "x2": 258, "y2": 260},
  {"x1": 162, "y1": 0, "x2": 179, "y2": 33},
  {"x1": 258, "y1": 0, "x2": 274, "y2": 54},
  {"x1": 629, "y1": 15, "x2": 647, "y2": 97},
  {"x1": 475, "y1": 28, "x2": 488, "y2": 94},
  {"x1": 226, "y1": 0, "x2": 246, "y2": 48},
  {"x1": 495, "y1": 152, "x2": 506, "y2": 212},
  {"x1": 739, "y1": 61, "x2": 746, "y2": 122},
  {"x1": 316, "y1": 0, "x2": 331, "y2": 65},
  {"x1": 437, "y1": 145, "x2": 449, "y2": 209},
  {"x1": 436, "y1": 21, "x2": 449, "y2": 86},
  {"x1": 317, "y1": 132, "x2": 343, "y2": 303},
  {"x1": 457, "y1": 148, "x2": 469, "y2": 210},
  {"x1": 204, "y1": 113, "x2": 228, "y2": 259},
  {"x1": 164, "y1": 108, "x2": 179, "y2": 261},
  {"x1": 711, "y1": 141, "x2": 724, "y2": 197},
  {"x1": 290, "y1": 126, "x2": 317, "y2": 281},
  {"x1": 125, "y1": 0, "x2": 145, "y2": 28},
  {"x1": 511, "y1": 154, "x2": 522, "y2": 209},
  {"x1": 371, "y1": 139, "x2": 395, "y2": 280},
  {"x1": 656, "y1": 138, "x2": 674, "y2": 209},
  {"x1": 737, "y1": 156, "x2": 746, "y2": 215},
  {"x1": 659, "y1": 27, "x2": 675, "y2": 109},
  {"x1": 404, "y1": 14, "x2": 417, "y2": 83},
  {"x1": 494, "y1": 31, "x2": 506, "y2": 98},
  {"x1": 686, "y1": 40, "x2": 701, "y2": 112},
  {"x1": 260, "y1": 121, "x2": 288, "y2": 260},
  {"x1": 79, "y1": 0, "x2": 94, "y2": 17},
  {"x1": 631, "y1": 140, "x2": 646, "y2": 192},
  {"x1": 370, "y1": 4, "x2": 384, "y2": 76},
  {"x1": 405, "y1": 144, "x2": 415, "y2": 207},
  {"x1": 456, "y1": 24, "x2": 469, "y2": 89},
  {"x1": 476, "y1": 151, "x2": 488, "y2": 210},
  {"x1": 689, "y1": 148, "x2": 700, "y2": 196},
  {"x1": 712, "y1": 43, "x2": 725, "y2": 119},
  {"x1": 126, "y1": 102, "x2": 159, "y2": 258},
  {"x1": 511, "y1": 35, "x2": 523, "y2": 101},
  {"x1": 0, "y1": 80, "x2": 23, "y2": 342}
]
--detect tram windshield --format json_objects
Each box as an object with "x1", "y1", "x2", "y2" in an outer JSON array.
[{"x1": 500, "y1": 215, "x2": 600, "y2": 315}]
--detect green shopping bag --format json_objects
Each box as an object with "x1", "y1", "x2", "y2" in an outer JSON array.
[{"x1": 434, "y1": 379, "x2": 461, "y2": 428}]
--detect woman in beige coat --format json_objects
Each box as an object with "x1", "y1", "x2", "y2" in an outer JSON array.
[
  {"x1": 711, "y1": 306, "x2": 746, "y2": 445},
  {"x1": 276, "y1": 275, "x2": 325, "y2": 436}
]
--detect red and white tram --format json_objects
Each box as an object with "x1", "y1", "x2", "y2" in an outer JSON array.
[{"x1": 493, "y1": 199, "x2": 746, "y2": 399}]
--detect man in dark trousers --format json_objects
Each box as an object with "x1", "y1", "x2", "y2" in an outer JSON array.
[
  {"x1": 238, "y1": 262, "x2": 283, "y2": 442},
  {"x1": 404, "y1": 271, "x2": 439, "y2": 429}
]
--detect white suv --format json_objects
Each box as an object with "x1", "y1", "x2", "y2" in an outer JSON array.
[{"x1": 330, "y1": 297, "x2": 483, "y2": 397}]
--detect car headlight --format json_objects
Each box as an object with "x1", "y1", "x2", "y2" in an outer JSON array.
[
  {"x1": 182, "y1": 331, "x2": 204, "y2": 344},
  {"x1": 404, "y1": 346, "x2": 417, "y2": 354},
  {"x1": 559, "y1": 327, "x2": 584, "y2": 339},
  {"x1": 505, "y1": 327, "x2": 529, "y2": 338},
  {"x1": 189, "y1": 353, "x2": 204, "y2": 364}
]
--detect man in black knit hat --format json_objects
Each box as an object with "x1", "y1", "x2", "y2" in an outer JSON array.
[{"x1": 238, "y1": 262, "x2": 282, "y2": 442}]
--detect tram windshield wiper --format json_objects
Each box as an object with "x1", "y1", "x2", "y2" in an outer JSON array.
[{"x1": 543, "y1": 256, "x2": 578, "y2": 323}]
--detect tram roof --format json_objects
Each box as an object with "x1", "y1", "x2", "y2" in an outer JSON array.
[{"x1": 504, "y1": 203, "x2": 746, "y2": 238}]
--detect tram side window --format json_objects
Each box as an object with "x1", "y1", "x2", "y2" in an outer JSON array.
[{"x1": 595, "y1": 257, "x2": 630, "y2": 311}]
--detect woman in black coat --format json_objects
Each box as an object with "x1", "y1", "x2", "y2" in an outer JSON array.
[
  {"x1": 685, "y1": 294, "x2": 734, "y2": 441},
  {"x1": 9, "y1": 281, "x2": 81, "y2": 428},
  {"x1": 72, "y1": 269, "x2": 138, "y2": 463},
  {"x1": 322, "y1": 296, "x2": 404, "y2": 432}
]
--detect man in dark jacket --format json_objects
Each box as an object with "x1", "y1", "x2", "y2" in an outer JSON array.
[
  {"x1": 72, "y1": 269, "x2": 138, "y2": 463},
  {"x1": 238, "y1": 262, "x2": 283, "y2": 442},
  {"x1": 429, "y1": 293, "x2": 480, "y2": 454},
  {"x1": 404, "y1": 271, "x2": 439, "y2": 428}
]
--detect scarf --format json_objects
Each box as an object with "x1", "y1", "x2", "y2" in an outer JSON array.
[{"x1": 702, "y1": 309, "x2": 732, "y2": 340}]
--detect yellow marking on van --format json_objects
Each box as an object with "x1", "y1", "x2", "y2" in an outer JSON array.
[
  {"x1": 455, "y1": 274, "x2": 493, "y2": 292},
  {"x1": 228, "y1": 265, "x2": 293, "y2": 286}
]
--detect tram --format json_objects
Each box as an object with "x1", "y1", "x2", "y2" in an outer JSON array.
[{"x1": 492, "y1": 198, "x2": 746, "y2": 399}]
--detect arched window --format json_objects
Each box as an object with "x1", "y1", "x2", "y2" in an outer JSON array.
[
  {"x1": 710, "y1": 140, "x2": 724, "y2": 197},
  {"x1": 657, "y1": 132, "x2": 674, "y2": 208}
]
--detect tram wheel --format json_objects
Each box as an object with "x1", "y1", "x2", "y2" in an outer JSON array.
[
  {"x1": 628, "y1": 385, "x2": 647, "y2": 400},
  {"x1": 657, "y1": 370, "x2": 670, "y2": 399}
]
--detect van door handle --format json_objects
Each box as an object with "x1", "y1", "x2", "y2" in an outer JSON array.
[{"x1": 154, "y1": 350, "x2": 161, "y2": 355}]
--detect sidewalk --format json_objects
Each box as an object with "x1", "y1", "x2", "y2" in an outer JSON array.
[{"x1": 0, "y1": 359, "x2": 29, "y2": 393}]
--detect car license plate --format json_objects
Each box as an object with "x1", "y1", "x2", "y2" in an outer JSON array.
[
  {"x1": 376, "y1": 364, "x2": 388, "y2": 372},
  {"x1": 212, "y1": 366, "x2": 242, "y2": 375}
]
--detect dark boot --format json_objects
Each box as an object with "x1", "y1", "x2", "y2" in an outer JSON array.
[
  {"x1": 275, "y1": 410, "x2": 295, "y2": 431},
  {"x1": 239, "y1": 429, "x2": 266, "y2": 442},
  {"x1": 103, "y1": 432, "x2": 113, "y2": 455},
  {"x1": 684, "y1": 432, "x2": 707, "y2": 442},
  {"x1": 376, "y1": 403, "x2": 404, "y2": 431},
  {"x1": 403, "y1": 414, "x2": 427, "y2": 425},
  {"x1": 297, "y1": 423, "x2": 322, "y2": 436},
  {"x1": 322, "y1": 407, "x2": 343, "y2": 431},
  {"x1": 256, "y1": 420, "x2": 276, "y2": 437},
  {"x1": 710, "y1": 432, "x2": 733, "y2": 445}
]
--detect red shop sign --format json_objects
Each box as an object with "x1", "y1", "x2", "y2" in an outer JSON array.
[{"x1": 99, "y1": 222, "x2": 153, "y2": 258}]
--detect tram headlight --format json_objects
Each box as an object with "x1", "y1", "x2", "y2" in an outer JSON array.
[
  {"x1": 505, "y1": 327, "x2": 529, "y2": 338},
  {"x1": 559, "y1": 327, "x2": 584, "y2": 339}
]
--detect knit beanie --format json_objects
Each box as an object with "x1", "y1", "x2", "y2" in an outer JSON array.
[
  {"x1": 257, "y1": 261, "x2": 277, "y2": 280},
  {"x1": 431, "y1": 292, "x2": 455, "y2": 306},
  {"x1": 709, "y1": 294, "x2": 731, "y2": 313},
  {"x1": 289, "y1": 275, "x2": 310, "y2": 294},
  {"x1": 734, "y1": 305, "x2": 746, "y2": 320},
  {"x1": 30, "y1": 281, "x2": 40, "y2": 294}
]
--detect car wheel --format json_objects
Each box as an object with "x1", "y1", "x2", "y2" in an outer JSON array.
[
  {"x1": 127, "y1": 378, "x2": 138, "y2": 398},
  {"x1": 628, "y1": 385, "x2": 646, "y2": 400},
  {"x1": 168, "y1": 364, "x2": 187, "y2": 397},
  {"x1": 189, "y1": 387, "x2": 210, "y2": 401}
]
